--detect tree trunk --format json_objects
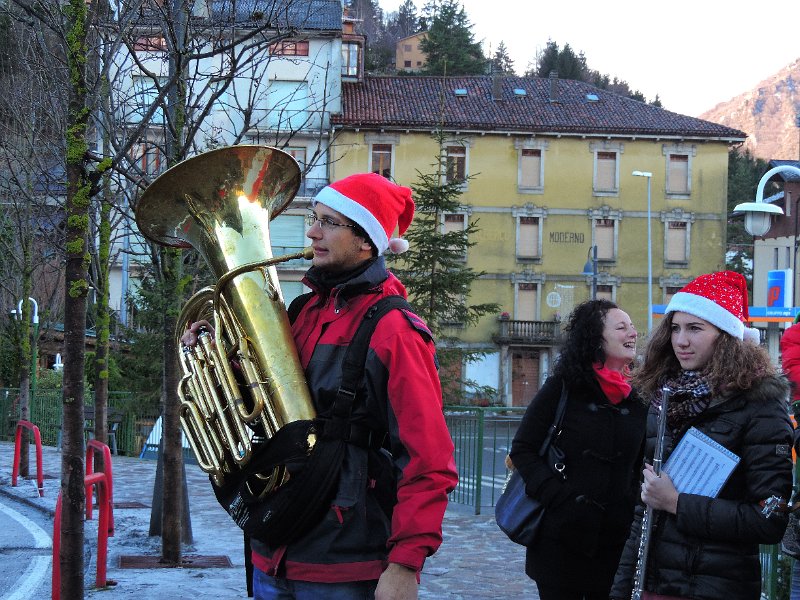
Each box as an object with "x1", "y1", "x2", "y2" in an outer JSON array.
[
  {"x1": 16, "y1": 278, "x2": 34, "y2": 478},
  {"x1": 61, "y1": 0, "x2": 92, "y2": 594},
  {"x1": 161, "y1": 247, "x2": 188, "y2": 560}
]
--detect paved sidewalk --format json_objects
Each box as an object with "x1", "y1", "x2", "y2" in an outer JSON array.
[{"x1": 0, "y1": 440, "x2": 538, "y2": 599}]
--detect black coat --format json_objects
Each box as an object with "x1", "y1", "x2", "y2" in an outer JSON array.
[
  {"x1": 509, "y1": 373, "x2": 648, "y2": 592},
  {"x1": 610, "y1": 375, "x2": 794, "y2": 600}
]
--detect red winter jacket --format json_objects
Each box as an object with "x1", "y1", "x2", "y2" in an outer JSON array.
[
  {"x1": 781, "y1": 323, "x2": 800, "y2": 403},
  {"x1": 250, "y1": 258, "x2": 458, "y2": 582}
]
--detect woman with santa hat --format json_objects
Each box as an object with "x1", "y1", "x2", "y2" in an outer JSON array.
[{"x1": 611, "y1": 271, "x2": 794, "y2": 600}]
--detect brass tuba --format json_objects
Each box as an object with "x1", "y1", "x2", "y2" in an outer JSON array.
[{"x1": 135, "y1": 145, "x2": 315, "y2": 496}]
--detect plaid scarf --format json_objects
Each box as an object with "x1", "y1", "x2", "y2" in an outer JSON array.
[{"x1": 653, "y1": 370, "x2": 713, "y2": 433}]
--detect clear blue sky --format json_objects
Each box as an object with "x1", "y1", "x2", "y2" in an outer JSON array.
[{"x1": 378, "y1": 0, "x2": 800, "y2": 117}]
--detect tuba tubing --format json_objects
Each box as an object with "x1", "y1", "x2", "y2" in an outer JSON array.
[{"x1": 135, "y1": 145, "x2": 316, "y2": 493}]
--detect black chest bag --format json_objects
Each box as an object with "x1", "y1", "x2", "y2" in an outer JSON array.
[{"x1": 212, "y1": 295, "x2": 411, "y2": 547}]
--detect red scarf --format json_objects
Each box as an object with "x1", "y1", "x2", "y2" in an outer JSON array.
[{"x1": 593, "y1": 363, "x2": 631, "y2": 405}]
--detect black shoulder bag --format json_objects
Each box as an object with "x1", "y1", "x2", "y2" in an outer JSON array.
[
  {"x1": 214, "y1": 295, "x2": 411, "y2": 547},
  {"x1": 495, "y1": 382, "x2": 568, "y2": 546}
]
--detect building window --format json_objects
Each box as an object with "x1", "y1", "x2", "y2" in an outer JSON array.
[
  {"x1": 442, "y1": 212, "x2": 467, "y2": 259},
  {"x1": 130, "y1": 141, "x2": 163, "y2": 177},
  {"x1": 133, "y1": 36, "x2": 166, "y2": 52},
  {"x1": 667, "y1": 153, "x2": 690, "y2": 195},
  {"x1": 266, "y1": 81, "x2": 308, "y2": 130},
  {"x1": 130, "y1": 75, "x2": 166, "y2": 123},
  {"x1": 594, "y1": 218, "x2": 616, "y2": 260},
  {"x1": 370, "y1": 143, "x2": 393, "y2": 178},
  {"x1": 519, "y1": 149, "x2": 542, "y2": 191},
  {"x1": 596, "y1": 284, "x2": 614, "y2": 302},
  {"x1": 271, "y1": 214, "x2": 306, "y2": 255},
  {"x1": 404, "y1": 44, "x2": 412, "y2": 52},
  {"x1": 516, "y1": 282, "x2": 537, "y2": 321},
  {"x1": 285, "y1": 147, "x2": 306, "y2": 170},
  {"x1": 665, "y1": 221, "x2": 689, "y2": 263},
  {"x1": 404, "y1": 60, "x2": 412, "y2": 68},
  {"x1": 445, "y1": 146, "x2": 467, "y2": 184},
  {"x1": 594, "y1": 151, "x2": 618, "y2": 193},
  {"x1": 269, "y1": 40, "x2": 309, "y2": 56},
  {"x1": 342, "y1": 42, "x2": 360, "y2": 77},
  {"x1": 517, "y1": 216, "x2": 540, "y2": 259},
  {"x1": 664, "y1": 286, "x2": 681, "y2": 305}
]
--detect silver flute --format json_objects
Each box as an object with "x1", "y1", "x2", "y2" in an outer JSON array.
[{"x1": 632, "y1": 387, "x2": 671, "y2": 600}]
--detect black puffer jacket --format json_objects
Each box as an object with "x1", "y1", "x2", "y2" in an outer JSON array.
[
  {"x1": 611, "y1": 375, "x2": 793, "y2": 600},
  {"x1": 510, "y1": 374, "x2": 648, "y2": 592}
]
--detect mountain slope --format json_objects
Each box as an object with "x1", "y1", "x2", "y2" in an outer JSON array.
[{"x1": 699, "y1": 59, "x2": 800, "y2": 160}]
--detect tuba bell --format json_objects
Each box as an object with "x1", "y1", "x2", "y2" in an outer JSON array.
[{"x1": 134, "y1": 145, "x2": 315, "y2": 497}]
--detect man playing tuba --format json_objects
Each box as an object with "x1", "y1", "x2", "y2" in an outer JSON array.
[{"x1": 183, "y1": 173, "x2": 458, "y2": 600}]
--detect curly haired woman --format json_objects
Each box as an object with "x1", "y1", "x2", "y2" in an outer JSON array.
[{"x1": 510, "y1": 299, "x2": 648, "y2": 600}]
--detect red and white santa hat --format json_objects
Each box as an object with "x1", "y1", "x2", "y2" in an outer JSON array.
[
  {"x1": 312, "y1": 173, "x2": 415, "y2": 255},
  {"x1": 665, "y1": 270, "x2": 760, "y2": 344}
]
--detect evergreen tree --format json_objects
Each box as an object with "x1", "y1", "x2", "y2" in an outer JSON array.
[
  {"x1": 388, "y1": 130, "x2": 499, "y2": 404},
  {"x1": 527, "y1": 40, "x2": 662, "y2": 106},
  {"x1": 490, "y1": 41, "x2": 515, "y2": 75},
  {"x1": 727, "y1": 148, "x2": 772, "y2": 284},
  {"x1": 420, "y1": 0, "x2": 487, "y2": 76},
  {"x1": 533, "y1": 40, "x2": 586, "y2": 80},
  {"x1": 391, "y1": 0, "x2": 420, "y2": 39}
]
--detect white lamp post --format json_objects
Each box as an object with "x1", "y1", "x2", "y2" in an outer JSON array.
[
  {"x1": 732, "y1": 166, "x2": 794, "y2": 236},
  {"x1": 14, "y1": 297, "x2": 39, "y2": 400},
  {"x1": 632, "y1": 171, "x2": 653, "y2": 332}
]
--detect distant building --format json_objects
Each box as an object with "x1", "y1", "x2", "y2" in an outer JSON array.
[
  {"x1": 330, "y1": 73, "x2": 746, "y2": 405},
  {"x1": 395, "y1": 32, "x2": 427, "y2": 73}
]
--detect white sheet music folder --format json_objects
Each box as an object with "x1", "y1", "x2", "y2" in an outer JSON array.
[{"x1": 662, "y1": 427, "x2": 740, "y2": 498}]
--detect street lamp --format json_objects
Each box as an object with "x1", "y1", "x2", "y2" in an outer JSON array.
[
  {"x1": 732, "y1": 166, "x2": 792, "y2": 236},
  {"x1": 582, "y1": 245, "x2": 598, "y2": 300},
  {"x1": 632, "y1": 171, "x2": 653, "y2": 332},
  {"x1": 734, "y1": 165, "x2": 800, "y2": 308},
  {"x1": 15, "y1": 297, "x2": 39, "y2": 400}
]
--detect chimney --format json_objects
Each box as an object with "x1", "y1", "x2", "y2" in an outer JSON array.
[
  {"x1": 491, "y1": 73, "x2": 503, "y2": 101},
  {"x1": 549, "y1": 70, "x2": 559, "y2": 103}
]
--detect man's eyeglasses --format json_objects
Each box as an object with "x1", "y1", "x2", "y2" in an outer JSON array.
[{"x1": 305, "y1": 213, "x2": 357, "y2": 231}]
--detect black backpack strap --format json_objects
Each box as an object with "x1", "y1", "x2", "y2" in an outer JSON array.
[
  {"x1": 323, "y1": 295, "x2": 412, "y2": 441},
  {"x1": 287, "y1": 292, "x2": 314, "y2": 325}
]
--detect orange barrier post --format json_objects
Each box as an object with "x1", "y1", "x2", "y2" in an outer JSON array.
[
  {"x1": 85, "y1": 439, "x2": 114, "y2": 536},
  {"x1": 11, "y1": 419, "x2": 43, "y2": 497},
  {"x1": 52, "y1": 474, "x2": 111, "y2": 599}
]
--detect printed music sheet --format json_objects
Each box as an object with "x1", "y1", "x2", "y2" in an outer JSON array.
[{"x1": 662, "y1": 427, "x2": 740, "y2": 498}]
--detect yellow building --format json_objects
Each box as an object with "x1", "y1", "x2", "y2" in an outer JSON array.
[
  {"x1": 395, "y1": 32, "x2": 427, "y2": 73},
  {"x1": 329, "y1": 74, "x2": 745, "y2": 406}
]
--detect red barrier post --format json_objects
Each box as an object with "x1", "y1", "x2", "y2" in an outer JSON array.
[
  {"x1": 53, "y1": 476, "x2": 111, "y2": 597},
  {"x1": 11, "y1": 420, "x2": 43, "y2": 496},
  {"x1": 84, "y1": 472, "x2": 110, "y2": 589},
  {"x1": 85, "y1": 439, "x2": 114, "y2": 536}
]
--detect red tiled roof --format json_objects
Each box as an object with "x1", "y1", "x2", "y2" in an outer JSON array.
[{"x1": 332, "y1": 76, "x2": 747, "y2": 141}]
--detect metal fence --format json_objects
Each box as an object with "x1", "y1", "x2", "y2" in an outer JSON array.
[
  {"x1": 444, "y1": 405, "x2": 789, "y2": 600},
  {"x1": 0, "y1": 388, "x2": 160, "y2": 457}
]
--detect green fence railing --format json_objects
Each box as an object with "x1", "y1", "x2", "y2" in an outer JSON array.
[{"x1": 0, "y1": 388, "x2": 160, "y2": 457}]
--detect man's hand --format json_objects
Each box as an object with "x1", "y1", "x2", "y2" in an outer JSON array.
[
  {"x1": 375, "y1": 562, "x2": 418, "y2": 600},
  {"x1": 180, "y1": 319, "x2": 214, "y2": 348},
  {"x1": 641, "y1": 463, "x2": 679, "y2": 514}
]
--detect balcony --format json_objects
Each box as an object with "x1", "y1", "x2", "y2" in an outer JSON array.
[{"x1": 493, "y1": 319, "x2": 563, "y2": 347}]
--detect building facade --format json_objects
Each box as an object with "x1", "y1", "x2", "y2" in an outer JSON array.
[
  {"x1": 395, "y1": 32, "x2": 427, "y2": 73},
  {"x1": 329, "y1": 74, "x2": 745, "y2": 405}
]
